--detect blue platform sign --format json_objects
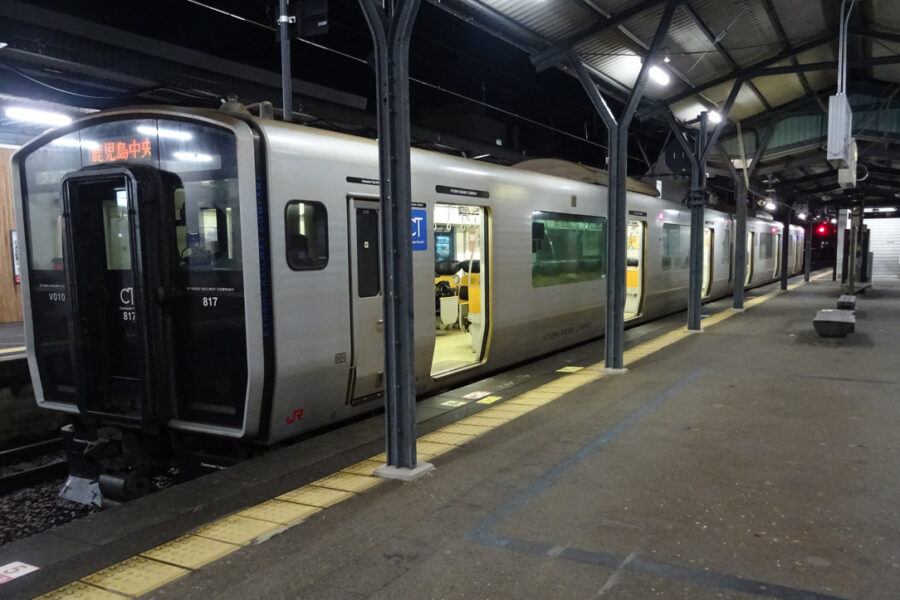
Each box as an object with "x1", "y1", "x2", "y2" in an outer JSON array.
[{"x1": 411, "y1": 209, "x2": 427, "y2": 251}]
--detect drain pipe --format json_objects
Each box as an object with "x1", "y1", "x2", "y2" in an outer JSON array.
[{"x1": 278, "y1": 0, "x2": 294, "y2": 122}]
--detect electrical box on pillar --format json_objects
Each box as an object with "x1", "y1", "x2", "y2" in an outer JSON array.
[{"x1": 295, "y1": 0, "x2": 329, "y2": 38}]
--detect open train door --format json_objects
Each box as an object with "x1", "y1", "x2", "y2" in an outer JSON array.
[
  {"x1": 702, "y1": 227, "x2": 713, "y2": 297},
  {"x1": 625, "y1": 219, "x2": 645, "y2": 319},
  {"x1": 745, "y1": 232, "x2": 754, "y2": 286},
  {"x1": 61, "y1": 166, "x2": 179, "y2": 426}
]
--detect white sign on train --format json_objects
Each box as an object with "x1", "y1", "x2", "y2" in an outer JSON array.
[{"x1": 0, "y1": 561, "x2": 39, "y2": 584}]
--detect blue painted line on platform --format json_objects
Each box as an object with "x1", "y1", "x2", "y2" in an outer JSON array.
[
  {"x1": 464, "y1": 369, "x2": 854, "y2": 600},
  {"x1": 465, "y1": 369, "x2": 703, "y2": 540}
]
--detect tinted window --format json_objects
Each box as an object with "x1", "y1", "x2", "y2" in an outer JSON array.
[
  {"x1": 532, "y1": 211, "x2": 606, "y2": 287},
  {"x1": 285, "y1": 201, "x2": 328, "y2": 270}
]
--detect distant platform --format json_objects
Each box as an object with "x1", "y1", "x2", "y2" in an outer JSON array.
[{"x1": 0, "y1": 321, "x2": 25, "y2": 361}]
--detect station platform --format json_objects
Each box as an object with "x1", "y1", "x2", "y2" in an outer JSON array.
[{"x1": 4, "y1": 275, "x2": 899, "y2": 600}]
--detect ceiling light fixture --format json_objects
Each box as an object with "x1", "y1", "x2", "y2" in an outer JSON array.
[
  {"x1": 707, "y1": 110, "x2": 723, "y2": 124},
  {"x1": 765, "y1": 200, "x2": 777, "y2": 211},
  {"x1": 648, "y1": 65, "x2": 670, "y2": 85},
  {"x1": 5, "y1": 106, "x2": 72, "y2": 127}
]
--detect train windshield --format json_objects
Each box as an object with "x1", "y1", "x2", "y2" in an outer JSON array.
[{"x1": 19, "y1": 118, "x2": 248, "y2": 428}]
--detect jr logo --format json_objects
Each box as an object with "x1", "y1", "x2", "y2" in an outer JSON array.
[
  {"x1": 286, "y1": 408, "x2": 304, "y2": 424},
  {"x1": 120, "y1": 287, "x2": 134, "y2": 306}
]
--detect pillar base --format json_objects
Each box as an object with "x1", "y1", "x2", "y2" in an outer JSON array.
[
  {"x1": 730, "y1": 307, "x2": 745, "y2": 313},
  {"x1": 602, "y1": 367, "x2": 629, "y2": 375},
  {"x1": 685, "y1": 328, "x2": 705, "y2": 334},
  {"x1": 374, "y1": 462, "x2": 434, "y2": 481}
]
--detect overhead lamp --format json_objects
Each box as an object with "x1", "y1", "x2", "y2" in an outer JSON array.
[
  {"x1": 0, "y1": 42, "x2": 7, "y2": 50},
  {"x1": 5, "y1": 106, "x2": 72, "y2": 127},
  {"x1": 831, "y1": 218, "x2": 837, "y2": 224},
  {"x1": 797, "y1": 213, "x2": 807, "y2": 220},
  {"x1": 707, "y1": 110, "x2": 723, "y2": 124},
  {"x1": 648, "y1": 65, "x2": 670, "y2": 85},
  {"x1": 765, "y1": 199, "x2": 776, "y2": 211}
]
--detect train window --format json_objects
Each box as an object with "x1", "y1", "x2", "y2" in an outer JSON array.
[
  {"x1": 285, "y1": 200, "x2": 328, "y2": 270},
  {"x1": 661, "y1": 223, "x2": 690, "y2": 271},
  {"x1": 103, "y1": 189, "x2": 132, "y2": 270},
  {"x1": 531, "y1": 211, "x2": 607, "y2": 287}
]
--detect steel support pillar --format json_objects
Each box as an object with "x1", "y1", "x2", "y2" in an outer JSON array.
[
  {"x1": 687, "y1": 113, "x2": 708, "y2": 331},
  {"x1": 569, "y1": 0, "x2": 677, "y2": 370},
  {"x1": 359, "y1": 0, "x2": 427, "y2": 474},
  {"x1": 780, "y1": 209, "x2": 790, "y2": 290},
  {"x1": 733, "y1": 177, "x2": 748, "y2": 309},
  {"x1": 278, "y1": 0, "x2": 294, "y2": 121},
  {"x1": 804, "y1": 220, "x2": 812, "y2": 282}
]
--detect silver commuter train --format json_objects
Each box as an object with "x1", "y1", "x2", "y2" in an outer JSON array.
[{"x1": 11, "y1": 105, "x2": 803, "y2": 497}]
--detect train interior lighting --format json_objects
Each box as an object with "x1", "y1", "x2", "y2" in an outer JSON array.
[{"x1": 432, "y1": 203, "x2": 488, "y2": 376}]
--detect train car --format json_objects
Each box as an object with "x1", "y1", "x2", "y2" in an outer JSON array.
[{"x1": 11, "y1": 105, "x2": 803, "y2": 503}]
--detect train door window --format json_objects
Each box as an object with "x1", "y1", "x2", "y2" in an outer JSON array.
[
  {"x1": 661, "y1": 223, "x2": 690, "y2": 271},
  {"x1": 624, "y1": 220, "x2": 644, "y2": 320},
  {"x1": 356, "y1": 208, "x2": 380, "y2": 297},
  {"x1": 702, "y1": 227, "x2": 713, "y2": 297},
  {"x1": 431, "y1": 203, "x2": 489, "y2": 377},
  {"x1": 745, "y1": 232, "x2": 754, "y2": 285},
  {"x1": 720, "y1": 223, "x2": 732, "y2": 283},
  {"x1": 103, "y1": 189, "x2": 132, "y2": 270},
  {"x1": 285, "y1": 200, "x2": 328, "y2": 270}
]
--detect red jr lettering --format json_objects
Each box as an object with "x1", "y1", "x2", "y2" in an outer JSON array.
[
  {"x1": 286, "y1": 409, "x2": 304, "y2": 424},
  {"x1": 104, "y1": 142, "x2": 116, "y2": 161},
  {"x1": 91, "y1": 148, "x2": 103, "y2": 162},
  {"x1": 140, "y1": 138, "x2": 152, "y2": 158},
  {"x1": 116, "y1": 142, "x2": 129, "y2": 160}
]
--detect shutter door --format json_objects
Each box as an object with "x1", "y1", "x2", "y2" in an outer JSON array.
[{"x1": 867, "y1": 218, "x2": 900, "y2": 280}]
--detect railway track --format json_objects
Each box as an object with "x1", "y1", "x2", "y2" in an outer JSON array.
[{"x1": 0, "y1": 437, "x2": 67, "y2": 495}]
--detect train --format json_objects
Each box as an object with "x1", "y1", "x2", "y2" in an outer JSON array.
[{"x1": 11, "y1": 105, "x2": 804, "y2": 505}]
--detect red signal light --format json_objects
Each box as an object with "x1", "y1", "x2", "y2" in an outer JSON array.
[{"x1": 817, "y1": 225, "x2": 827, "y2": 234}]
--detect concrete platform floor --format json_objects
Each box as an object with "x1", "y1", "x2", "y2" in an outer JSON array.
[{"x1": 8, "y1": 277, "x2": 900, "y2": 599}]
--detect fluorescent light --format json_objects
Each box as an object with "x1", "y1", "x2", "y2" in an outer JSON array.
[
  {"x1": 116, "y1": 190, "x2": 128, "y2": 207},
  {"x1": 864, "y1": 206, "x2": 897, "y2": 213},
  {"x1": 797, "y1": 213, "x2": 807, "y2": 220},
  {"x1": 137, "y1": 125, "x2": 192, "y2": 141},
  {"x1": 51, "y1": 137, "x2": 100, "y2": 150},
  {"x1": 472, "y1": 154, "x2": 490, "y2": 160},
  {"x1": 648, "y1": 65, "x2": 670, "y2": 85},
  {"x1": 831, "y1": 218, "x2": 837, "y2": 224},
  {"x1": 173, "y1": 151, "x2": 212, "y2": 162},
  {"x1": 0, "y1": 43, "x2": 7, "y2": 50},
  {"x1": 5, "y1": 106, "x2": 72, "y2": 127},
  {"x1": 707, "y1": 110, "x2": 723, "y2": 124},
  {"x1": 765, "y1": 200, "x2": 776, "y2": 211}
]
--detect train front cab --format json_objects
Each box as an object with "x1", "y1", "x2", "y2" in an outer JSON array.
[{"x1": 13, "y1": 112, "x2": 265, "y2": 503}]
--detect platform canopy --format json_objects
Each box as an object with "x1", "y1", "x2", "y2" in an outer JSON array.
[{"x1": 429, "y1": 0, "x2": 900, "y2": 210}]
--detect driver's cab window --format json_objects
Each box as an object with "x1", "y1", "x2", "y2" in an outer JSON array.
[{"x1": 175, "y1": 186, "x2": 239, "y2": 270}]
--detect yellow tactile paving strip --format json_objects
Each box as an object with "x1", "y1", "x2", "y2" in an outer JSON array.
[
  {"x1": 0, "y1": 345, "x2": 26, "y2": 355},
  {"x1": 33, "y1": 276, "x2": 822, "y2": 598}
]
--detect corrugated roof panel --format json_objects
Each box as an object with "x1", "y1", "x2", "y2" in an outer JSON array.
[
  {"x1": 770, "y1": 1, "x2": 828, "y2": 44},
  {"x1": 670, "y1": 97, "x2": 715, "y2": 123},
  {"x1": 574, "y1": 31, "x2": 689, "y2": 100},
  {"x1": 863, "y1": 0, "x2": 900, "y2": 31},
  {"x1": 750, "y1": 71, "x2": 806, "y2": 108},
  {"x1": 700, "y1": 78, "x2": 766, "y2": 120},
  {"x1": 612, "y1": 3, "x2": 732, "y2": 88},
  {"x1": 793, "y1": 44, "x2": 838, "y2": 92},
  {"x1": 478, "y1": 0, "x2": 597, "y2": 43},
  {"x1": 871, "y1": 39, "x2": 900, "y2": 84},
  {"x1": 690, "y1": 0, "x2": 782, "y2": 67}
]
